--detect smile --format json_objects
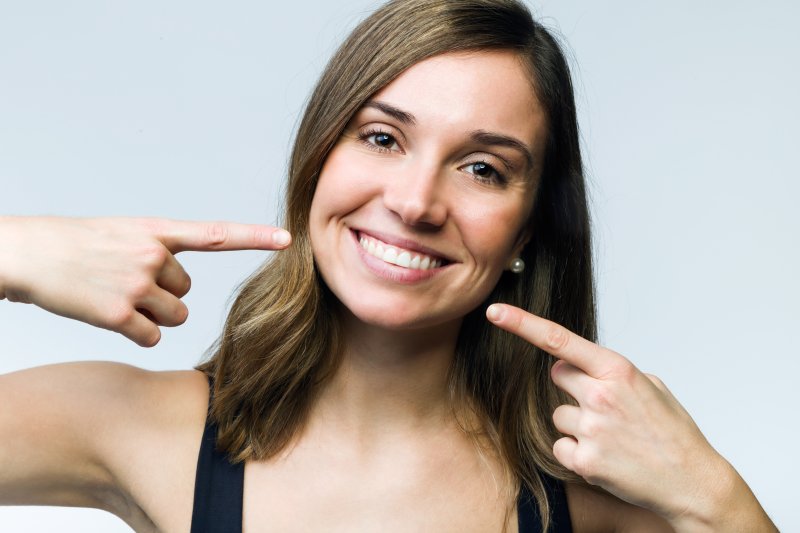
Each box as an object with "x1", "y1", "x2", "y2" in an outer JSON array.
[{"x1": 358, "y1": 233, "x2": 443, "y2": 270}]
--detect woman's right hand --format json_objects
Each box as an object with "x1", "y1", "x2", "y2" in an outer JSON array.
[{"x1": 0, "y1": 216, "x2": 291, "y2": 347}]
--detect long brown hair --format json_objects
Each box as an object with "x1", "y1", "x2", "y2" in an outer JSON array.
[{"x1": 197, "y1": 0, "x2": 594, "y2": 529}]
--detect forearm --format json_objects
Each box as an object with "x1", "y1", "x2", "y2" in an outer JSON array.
[{"x1": 669, "y1": 457, "x2": 777, "y2": 533}]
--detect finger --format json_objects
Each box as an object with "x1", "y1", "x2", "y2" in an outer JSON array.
[
  {"x1": 116, "y1": 310, "x2": 162, "y2": 348},
  {"x1": 550, "y1": 360, "x2": 595, "y2": 404},
  {"x1": 136, "y1": 286, "x2": 189, "y2": 327},
  {"x1": 147, "y1": 219, "x2": 292, "y2": 253},
  {"x1": 552, "y1": 436, "x2": 579, "y2": 473},
  {"x1": 486, "y1": 303, "x2": 616, "y2": 378},
  {"x1": 552, "y1": 404, "x2": 581, "y2": 437},
  {"x1": 155, "y1": 252, "x2": 192, "y2": 298}
]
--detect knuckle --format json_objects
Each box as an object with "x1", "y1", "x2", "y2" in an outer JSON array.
[
  {"x1": 645, "y1": 372, "x2": 665, "y2": 388},
  {"x1": 550, "y1": 359, "x2": 568, "y2": 380},
  {"x1": 251, "y1": 226, "x2": 267, "y2": 247},
  {"x1": 551, "y1": 405, "x2": 565, "y2": 425},
  {"x1": 506, "y1": 307, "x2": 523, "y2": 329},
  {"x1": 579, "y1": 416, "x2": 603, "y2": 439},
  {"x1": 585, "y1": 384, "x2": 614, "y2": 412},
  {"x1": 137, "y1": 217, "x2": 161, "y2": 233},
  {"x1": 552, "y1": 437, "x2": 571, "y2": 462},
  {"x1": 205, "y1": 222, "x2": 229, "y2": 248},
  {"x1": 140, "y1": 328, "x2": 161, "y2": 348},
  {"x1": 572, "y1": 446, "x2": 601, "y2": 482},
  {"x1": 613, "y1": 358, "x2": 637, "y2": 383},
  {"x1": 544, "y1": 324, "x2": 570, "y2": 353},
  {"x1": 106, "y1": 305, "x2": 135, "y2": 330},
  {"x1": 140, "y1": 244, "x2": 168, "y2": 268},
  {"x1": 127, "y1": 279, "x2": 152, "y2": 300}
]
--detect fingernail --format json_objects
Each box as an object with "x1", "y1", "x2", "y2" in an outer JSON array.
[
  {"x1": 272, "y1": 229, "x2": 291, "y2": 247},
  {"x1": 486, "y1": 304, "x2": 503, "y2": 322}
]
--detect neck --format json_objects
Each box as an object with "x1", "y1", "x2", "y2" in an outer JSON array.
[{"x1": 311, "y1": 309, "x2": 463, "y2": 439}]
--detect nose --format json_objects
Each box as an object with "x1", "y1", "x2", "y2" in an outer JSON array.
[{"x1": 382, "y1": 161, "x2": 447, "y2": 228}]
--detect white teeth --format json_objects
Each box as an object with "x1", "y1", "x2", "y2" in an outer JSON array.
[
  {"x1": 358, "y1": 233, "x2": 444, "y2": 271},
  {"x1": 396, "y1": 251, "x2": 411, "y2": 267},
  {"x1": 382, "y1": 247, "x2": 397, "y2": 263}
]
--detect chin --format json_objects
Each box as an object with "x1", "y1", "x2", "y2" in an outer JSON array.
[{"x1": 334, "y1": 296, "x2": 459, "y2": 333}]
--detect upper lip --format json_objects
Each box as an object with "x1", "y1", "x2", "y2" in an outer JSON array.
[{"x1": 352, "y1": 228, "x2": 457, "y2": 263}]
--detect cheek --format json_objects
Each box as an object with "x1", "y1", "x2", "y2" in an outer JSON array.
[
  {"x1": 459, "y1": 200, "x2": 530, "y2": 267},
  {"x1": 311, "y1": 146, "x2": 379, "y2": 219}
]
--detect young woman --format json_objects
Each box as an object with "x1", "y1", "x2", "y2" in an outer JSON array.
[{"x1": 0, "y1": 1, "x2": 778, "y2": 532}]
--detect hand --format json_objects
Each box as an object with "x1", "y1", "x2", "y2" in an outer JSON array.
[
  {"x1": 485, "y1": 303, "x2": 730, "y2": 524},
  {"x1": 1, "y1": 216, "x2": 291, "y2": 347}
]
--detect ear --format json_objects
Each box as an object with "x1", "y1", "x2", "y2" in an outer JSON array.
[{"x1": 508, "y1": 227, "x2": 532, "y2": 264}]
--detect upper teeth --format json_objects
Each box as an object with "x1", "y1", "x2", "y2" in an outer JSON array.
[{"x1": 359, "y1": 234, "x2": 442, "y2": 270}]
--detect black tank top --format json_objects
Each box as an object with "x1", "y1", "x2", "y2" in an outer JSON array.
[{"x1": 190, "y1": 386, "x2": 573, "y2": 532}]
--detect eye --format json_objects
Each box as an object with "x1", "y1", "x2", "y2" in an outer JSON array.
[
  {"x1": 359, "y1": 128, "x2": 400, "y2": 152},
  {"x1": 463, "y1": 161, "x2": 507, "y2": 185}
]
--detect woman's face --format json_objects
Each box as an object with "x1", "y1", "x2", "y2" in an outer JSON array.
[{"x1": 309, "y1": 50, "x2": 548, "y2": 331}]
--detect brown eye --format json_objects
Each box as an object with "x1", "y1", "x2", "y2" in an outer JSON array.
[
  {"x1": 463, "y1": 161, "x2": 506, "y2": 185},
  {"x1": 374, "y1": 133, "x2": 394, "y2": 147},
  {"x1": 359, "y1": 129, "x2": 400, "y2": 152},
  {"x1": 473, "y1": 162, "x2": 492, "y2": 177}
]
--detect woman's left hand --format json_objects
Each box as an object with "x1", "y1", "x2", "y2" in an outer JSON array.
[{"x1": 485, "y1": 303, "x2": 734, "y2": 525}]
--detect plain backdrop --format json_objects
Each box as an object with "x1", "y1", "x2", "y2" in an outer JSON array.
[{"x1": 1, "y1": 0, "x2": 798, "y2": 531}]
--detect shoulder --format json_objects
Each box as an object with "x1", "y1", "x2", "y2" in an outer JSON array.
[
  {"x1": 95, "y1": 364, "x2": 211, "y2": 510},
  {"x1": 565, "y1": 482, "x2": 674, "y2": 533},
  {"x1": 81, "y1": 362, "x2": 212, "y2": 531},
  {"x1": 0, "y1": 361, "x2": 211, "y2": 529},
  {"x1": 3, "y1": 360, "x2": 211, "y2": 438}
]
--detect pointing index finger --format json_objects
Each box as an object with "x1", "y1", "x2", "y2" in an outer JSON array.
[
  {"x1": 150, "y1": 219, "x2": 292, "y2": 253},
  {"x1": 486, "y1": 303, "x2": 615, "y2": 378}
]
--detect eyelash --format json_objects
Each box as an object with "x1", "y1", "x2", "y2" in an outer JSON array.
[{"x1": 357, "y1": 128, "x2": 508, "y2": 185}]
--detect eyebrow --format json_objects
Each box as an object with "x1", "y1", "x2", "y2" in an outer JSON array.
[
  {"x1": 361, "y1": 100, "x2": 535, "y2": 171},
  {"x1": 470, "y1": 130, "x2": 535, "y2": 172},
  {"x1": 363, "y1": 100, "x2": 417, "y2": 125}
]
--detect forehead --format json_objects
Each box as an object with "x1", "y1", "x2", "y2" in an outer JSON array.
[{"x1": 369, "y1": 50, "x2": 547, "y2": 158}]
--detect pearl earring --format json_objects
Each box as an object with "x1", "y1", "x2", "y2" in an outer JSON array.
[{"x1": 509, "y1": 257, "x2": 525, "y2": 274}]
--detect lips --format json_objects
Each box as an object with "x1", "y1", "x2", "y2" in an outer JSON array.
[{"x1": 359, "y1": 233, "x2": 442, "y2": 270}]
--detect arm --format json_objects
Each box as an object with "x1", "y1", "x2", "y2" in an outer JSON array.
[
  {"x1": 0, "y1": 361, "x2": 147, "y2": 510},
  {"x1": 0, "y1": 215, "x2": 290, "y2": 509},
  {"x1": 486, "y1": 304, "x2": 777, "y2": 533}
]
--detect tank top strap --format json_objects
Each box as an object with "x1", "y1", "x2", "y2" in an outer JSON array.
[
  {"x1": 190, "y1": 376, "x2": 245, "y2": 533},
  {"x1": 189, "y1": 376, "x2": 571, "y2": 533},
  {"x1": 517, "y1": 473, "x2": 573, "y2": 532}
]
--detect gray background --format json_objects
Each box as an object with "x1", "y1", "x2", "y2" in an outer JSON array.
[{"x1": 1, "y1": 0, "x2": 797, "y2": 530}]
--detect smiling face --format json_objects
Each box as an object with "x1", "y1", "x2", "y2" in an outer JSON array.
[{"x1": 309, "y1": 50, "x2": 548, "y2": 332}]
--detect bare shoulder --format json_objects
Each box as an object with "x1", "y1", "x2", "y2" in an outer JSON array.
[
  {"x1": 0, "y1": 361, "x2": 211, "y2": 531},
  {"x1": 0, "y1": 360, "x2": 210, "y2": 445},
  {"x1": 94, "y1": 363, "x2": 212, "y2": 531},
  {"x1": 566, "y1": 482, "x2": 674, "y2": 533}
]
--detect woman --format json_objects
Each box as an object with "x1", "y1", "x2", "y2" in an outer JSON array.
[{"x1": 0, "y1": 0, "x2": 778, "y2": 531}]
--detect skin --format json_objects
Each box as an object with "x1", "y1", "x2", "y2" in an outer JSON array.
[
  {"x1": 308, "y1": 50, "x2": 538, "y2": 334},
  {"x1": 0, "y1": 50, "x2": 776, "y2": 532}
]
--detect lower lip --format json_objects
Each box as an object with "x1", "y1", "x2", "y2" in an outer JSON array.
[{"x1": 351, "y1": 230, "x2": 446, "y2": 284}]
